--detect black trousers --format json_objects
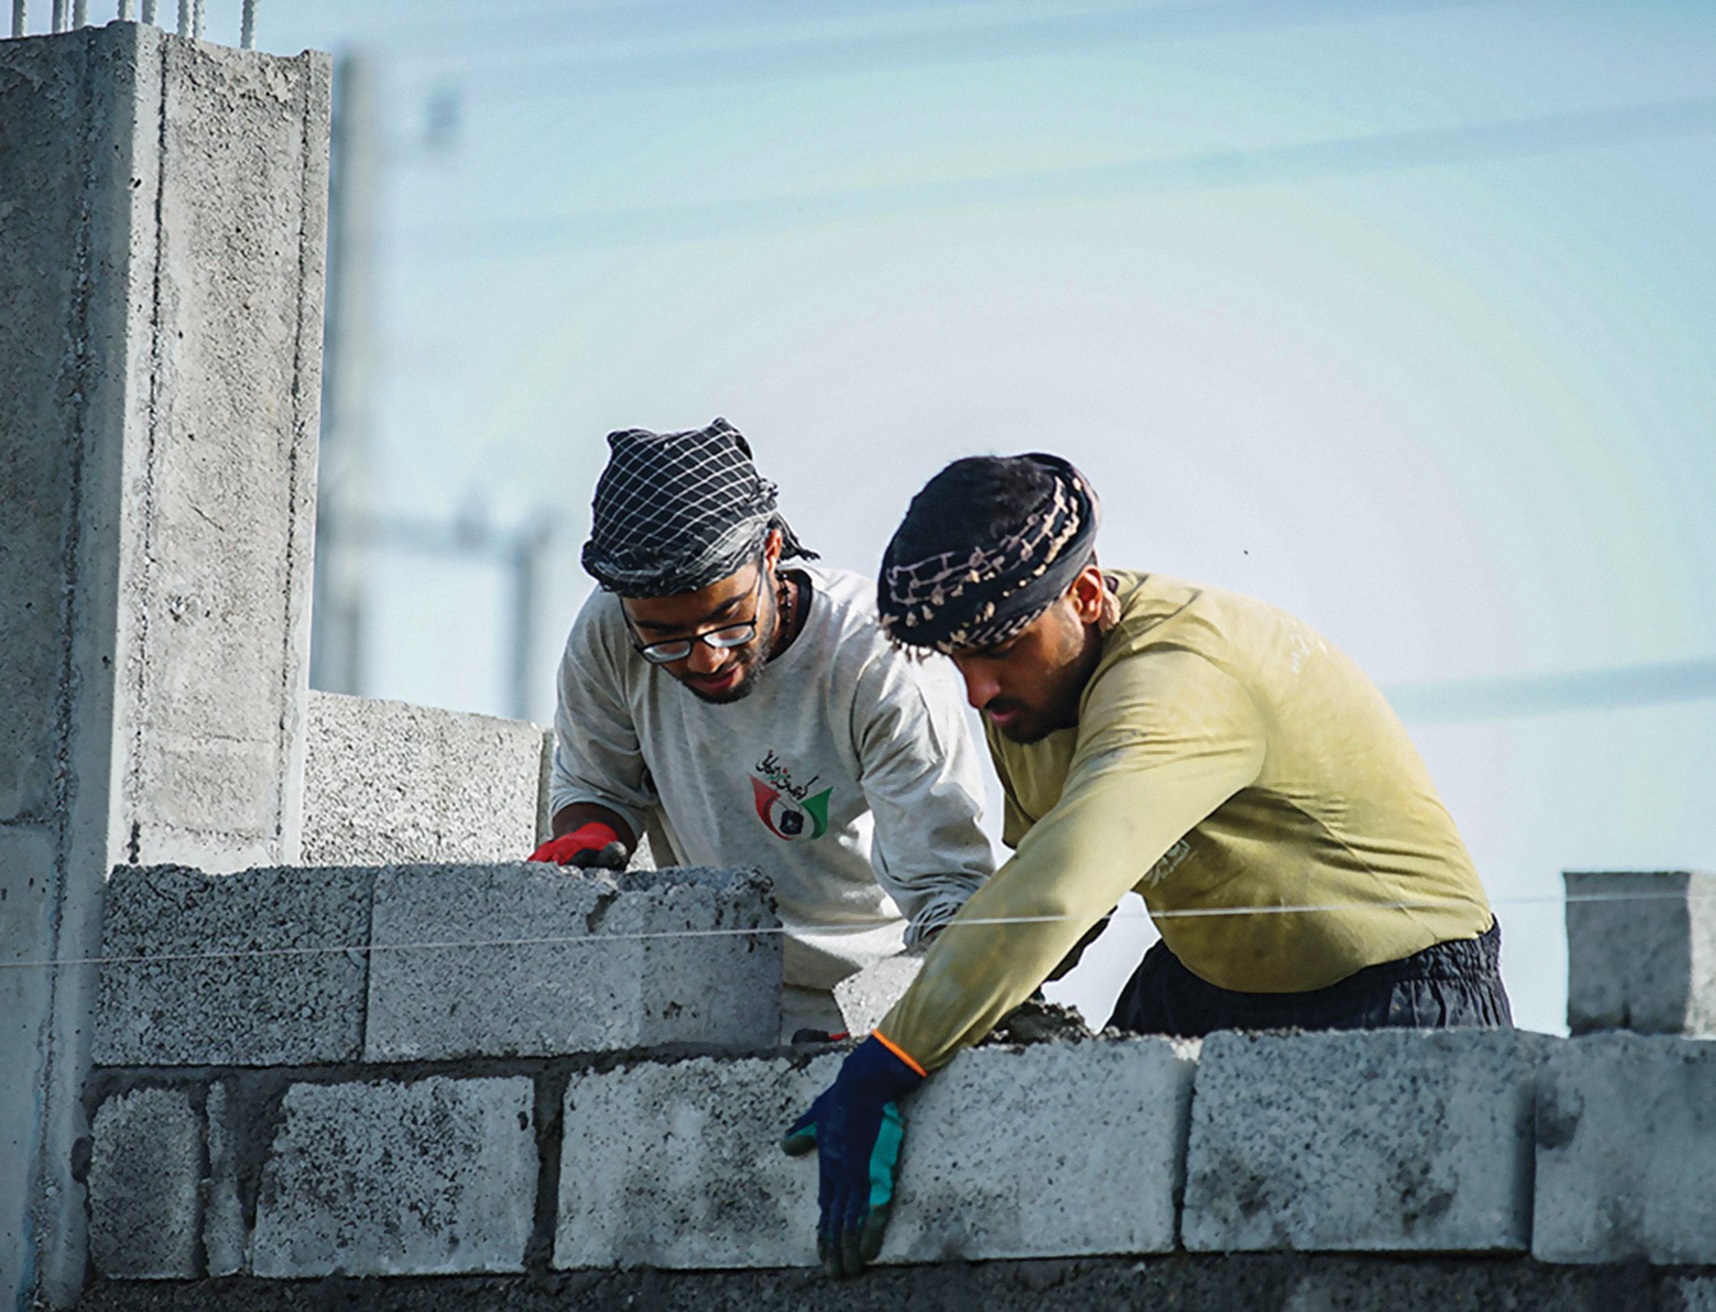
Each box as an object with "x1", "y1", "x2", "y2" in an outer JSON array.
[{"x1": 1107, "y1": 918, "x2": 1513, "y2": 1038}]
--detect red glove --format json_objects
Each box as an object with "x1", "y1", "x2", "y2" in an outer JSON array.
[{"x1": 528, "y1": 822, "x2": 627, "y2": 870}]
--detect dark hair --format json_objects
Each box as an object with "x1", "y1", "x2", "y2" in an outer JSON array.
[{"x1": 890, "y1": 455, "x2": 1057, "y2": 565}]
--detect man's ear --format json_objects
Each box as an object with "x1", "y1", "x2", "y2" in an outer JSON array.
[
  {"x1": 1068, "y1": 565, "x2": 1106, "y2": 624},
  {"x1": 763, "y1": 527, "x2": 784, "y2": 570}
]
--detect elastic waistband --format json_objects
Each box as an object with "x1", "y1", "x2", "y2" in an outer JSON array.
[{"x1": 1372, "y1": 916, "x2": 1501, "y2": 985}]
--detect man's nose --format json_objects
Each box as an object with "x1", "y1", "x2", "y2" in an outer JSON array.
[
  {"x1": 958, "y1": 664, "x2": 1000, "y2": 711},
  {"x1": 685, "y1": 638, "x2": 728, "y2": 675}
]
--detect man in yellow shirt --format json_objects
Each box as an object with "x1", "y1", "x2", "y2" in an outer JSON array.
[{"x1": 783, "y1": 452, "x2": 1509, "y2": 1276}]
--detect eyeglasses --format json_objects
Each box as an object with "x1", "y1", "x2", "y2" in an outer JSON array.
[{"x1": 630, "y1": 570, "x2": 766, "y2": 666}]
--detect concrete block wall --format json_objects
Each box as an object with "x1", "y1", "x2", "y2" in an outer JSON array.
[
  {"x1": 93, "y1": 863, "x2": 783, "y2": 1066},
  {"x1": 88, "y1": 1017, "x2": 1716, "y2": 1279},
  {"x1": 1, "y1": 23, "x2": 330, "y2": 1306},
  {"x1": 554, "y1": 1039, "x2": 1196, "y2": 1269}
]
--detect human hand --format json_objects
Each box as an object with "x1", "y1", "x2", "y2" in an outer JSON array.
[
  {"x1": 527, "y1": 822, "x2": 627, "y2": 870},
  {"x1": 781, "y1": 1035, "x2": 924, "y2": 1276}
]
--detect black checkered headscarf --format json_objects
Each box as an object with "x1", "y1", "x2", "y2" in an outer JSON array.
[
  {"x1": 878, "y1": 453, "x2": 1099, "y2": 653},
  {"x1": 581, "y1": 418, "x2": 816, "y2": 597}
]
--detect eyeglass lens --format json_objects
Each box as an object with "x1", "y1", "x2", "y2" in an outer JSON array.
[{"x1": 639, "y1": 620, "x2": 757, "y2": 664}]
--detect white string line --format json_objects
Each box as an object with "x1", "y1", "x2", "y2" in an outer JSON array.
[{"x1": 0, "y1": 890, "x2": 1696, "y2": 972}]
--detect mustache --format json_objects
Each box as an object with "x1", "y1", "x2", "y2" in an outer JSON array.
[{"x1": 983, "y1": 696, "x2": 1029, "y2": 716}]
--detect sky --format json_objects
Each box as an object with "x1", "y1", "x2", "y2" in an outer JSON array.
[{"x1": 91, "y1": 0, "x2": 1716, "y2": 1034}]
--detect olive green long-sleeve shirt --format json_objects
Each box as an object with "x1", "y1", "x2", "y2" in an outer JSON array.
[{"x1": 876, "y1": 572, "x2": 1492, "y2": 1073}]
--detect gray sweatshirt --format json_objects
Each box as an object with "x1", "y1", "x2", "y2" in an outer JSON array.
[{"x1": 549, "y1": 564, "x2": 995, "y2": 989}]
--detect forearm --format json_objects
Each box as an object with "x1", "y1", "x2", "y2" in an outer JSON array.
[
  {"x1": 550, "y1": 802, "x2": 637, "y2": 851},
  {"x1": 878, "y1": 742, "x2": 1260, "y2": 1071}
]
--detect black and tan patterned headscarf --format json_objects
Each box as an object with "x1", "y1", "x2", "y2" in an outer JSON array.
[
  {"x1": 878, "y1": 453, "x2": 1099, "y2": 653},
  {"x1": 581, "y1": 418, "x2": 816, "y2": 597}
]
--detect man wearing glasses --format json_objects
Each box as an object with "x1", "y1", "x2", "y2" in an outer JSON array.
[{"x1": 529, "y1": 419, "x2": 994, "y2": 1037}]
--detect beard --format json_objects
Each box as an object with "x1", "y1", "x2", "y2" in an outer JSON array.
[
  {"x1": 677, "y1": 581, "x2": 777, "y2": 705},
  {"x1": 682, "y1": 645, "x2": 768, "y2": 704}
]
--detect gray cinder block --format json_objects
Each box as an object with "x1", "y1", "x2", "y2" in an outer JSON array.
[
  {"x1": 555, "y1": 1054, "x2": 832, "y2": 1270},
  {"x1": 252, "y1": 1076, "x2": 537, "y2": 1277},
  {"x1": 833, "y1": 954, "x2": 922, "y2": 1037},
  {"x1": 880, "y1": 1039, "x2": 1195, "y2": 1261},
  {"x1": 364, "y1": 864, "x2": 781, "y2": 1061},
  {"x1": 1182, "y1": 1030, "x2": 1542, "y2": 1253},
  {"x1": 553, "y1": 1037, "x2": 1195, "y2": 1270},
  {"x1": 1533, "y1": 1032, "x2": 1716, "y2": 1265},
  {"x1": 203, "y1": 1082, "x2": 249, "y2": 1277},
  {"x1": 87, "y1": 1087, "x2": 202, "y2": 1279},
  {"x1": 1565, "y1": 871, "x2": 1716, "y2": 1036},
  {"x1": 302, "y1": 693, "x2": 547, "y2": 866},
  {"x1": 94, "y1": 866, "x2": 371, "y2": 1067}
]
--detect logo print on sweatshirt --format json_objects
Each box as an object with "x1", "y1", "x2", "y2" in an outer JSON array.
[{"x1": 751, "y1": 750, "x2": 832, "y2": 842}]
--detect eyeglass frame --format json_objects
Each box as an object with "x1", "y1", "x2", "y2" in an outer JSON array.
[{"x1": 626, "y1": 564, "x2": 769, "y2": 666}]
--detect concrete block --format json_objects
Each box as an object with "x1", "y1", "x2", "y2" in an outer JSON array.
[
  {"x1": 204, "y1": 1082, "x2": 249, "y2": 1277},
  {"x1": 1533, "y1": 1032, "x2": 1716, "y2": 1265},
  {"x1": 1679, "y1": 1279, "x2": 1716, "y2": 1312},
  {"x1": 1565, "y1": 871, "x2": 1716, "y2": 1036},
  {"x1": 87, "y1": 1087, "x2": 202, "y2": 1279},
  {"x1": 94, "y1": 865, "x2": 371, "y2": 1066},
  {"x1": 252, "y1": 1076, "x2": 537, "y2": 1277},
  {"x1": 554, "y1": 1053, "x2": 834, "y2": 1269},
  {"x1": 365, "y1": 864, "x2": 781, "y2": 1061},
  {"x1": 833, "y1": 954, "x2": 922, "y2": 1036},
  {"x1": 536, "y1": 729, "x2": 556, "y2": 848},
  {"x1": 1182, "y1": 1030, "x2": 1542, "y2": 1253},
  {"x1": 554, "y1": 1037, "x2": 1195, "y2": 1269},
  {"x1": 302, "y1": 693, "x2": 547, "y2": 865},
  {"x1": 881, "y1": 1039, "x2": 1194, "y2": 1261}
]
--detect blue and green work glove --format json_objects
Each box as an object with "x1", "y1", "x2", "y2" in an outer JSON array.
[{"x1": 781, "y1": 1035, "x2": 925, "y2": 1276}]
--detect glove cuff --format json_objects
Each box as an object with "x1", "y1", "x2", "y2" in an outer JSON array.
[
  {"x1": 837, "y1": 1035, "x2": 926, "y2": 1105},
  {"x1": 566, "y1": 821, "x2": 620, "y2": 850}
]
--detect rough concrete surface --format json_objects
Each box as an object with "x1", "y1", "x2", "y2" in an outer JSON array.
[
  {"x1": 1534, "y1": 1032, "x2": 1716, "y2": 1265},
  {"x1": 252, "y1": 1076, "x2": 538, "y2": 1277},
  {"x1": 1183, "y1": 1029, "x2": 1543, "y2": 1253},
  {"x1": 555, "y1": 1052, "x2": 837, "y2": 1269},
  {"x1": 115, "y1": 30, "x2": 328, "y2": 872},
  {"x1": 365, "y1": 864, "x2": 781, "y2": 1061},
  {"x1": 87, "y1": 1086, "x2": 203, "y2": 1279},
  {"x1": 303, "y1": 694, "x2": 547, "y2": 866},
  {"x1": 1680, "y1": 1278, "x2": 1716, "y2": 1312},
  {"x1": 73, "y1": 1255, "x2": 1706, "y2": 1312},
  {"x1": 2, "y1": 21, "x2": 330, "y2": 1306},
  {"x1": 1565, "y1": 871, "x2": 1716, "y2": 1036},
  {"x1": 833, "y1": 953, "x2": 922, "y2": 1035},
  {"x1": 557, "y1": 1038, "x2": 1193, "y2": 1270},
  {"x1": 881, "y1": 1038, "x2": 1195, "y2": 1261},
  {"x1": 205, "y1": 1082, "x2": 252, "y2": 1278},
  {"x1": 94, "y1": 865, "x2": 372, "y2": 1066},
  {"x1": 0, "y1": 824, "x2": 59, "y2": 1271}
]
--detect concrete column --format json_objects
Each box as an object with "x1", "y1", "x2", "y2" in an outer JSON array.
[
  {"x1": 1565, "y1": 871, "x2": 1716, "y2": 1036},
  {"x1": 0, "y1": 23, "x2": 329, "y2": 1307}
]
